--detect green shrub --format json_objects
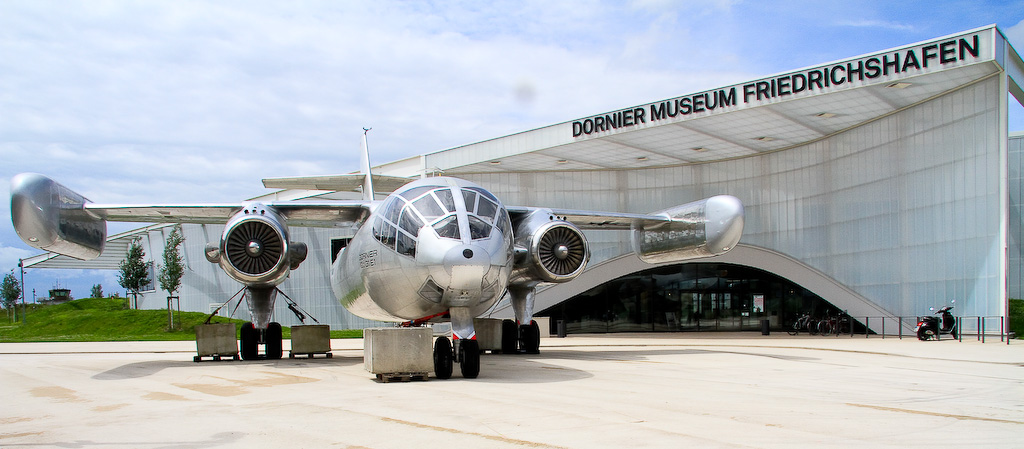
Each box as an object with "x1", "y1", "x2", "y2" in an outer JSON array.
[{"x1": 1010, "y1": 299, "x2": 1024, "y2": 339}]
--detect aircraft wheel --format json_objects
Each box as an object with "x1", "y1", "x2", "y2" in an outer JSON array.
[
  {"x1": 240, "y1": 322, "x2": 259, "y2": 360},
  {"x1": 459, "y1": 339, "x2": 480, "y2": 379},
  {"x1": 520, "y1": 321, "x2": 541, "y2": 354},
  {"x1": 501, "y1": 319, "x2": 518, "y2": 354},
  {"x1": 265, "y1": 322, "x2": 283, "y2": 359},
  {"x1": 433, "y1": 336, "x2": 453, "y2": 379}
]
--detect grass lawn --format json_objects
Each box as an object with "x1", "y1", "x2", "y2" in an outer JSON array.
[{"x1": 0, "y1": 297, "x2": 362, "y2": 342}]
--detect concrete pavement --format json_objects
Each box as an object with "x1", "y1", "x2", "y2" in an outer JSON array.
[{"x1": 1, "y1": 333, "x2": 1021, "y2": 448}]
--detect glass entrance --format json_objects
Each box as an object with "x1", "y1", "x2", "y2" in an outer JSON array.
[{"x1": 539, "y1": 263, "x2": 833, "y2": 334}]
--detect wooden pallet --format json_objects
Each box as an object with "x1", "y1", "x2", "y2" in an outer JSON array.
[
  {"x1": 288, "y1": 352, "x2": 334, "y2": 359},
  {"x1": 375, "y1": 372, "x2": 429, "y2": 383},
  {"x1": 193, "y1": 354, "x2": 240, "y2": 362}
]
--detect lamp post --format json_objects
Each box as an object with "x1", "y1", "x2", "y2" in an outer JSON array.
[{"x1": 18, "y1": 259, "x2": 25, "y2": 324}]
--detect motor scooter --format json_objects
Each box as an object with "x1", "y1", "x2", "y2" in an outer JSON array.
[{"x1": 915, "y1": 305, "x2": 957, "y2": 341}]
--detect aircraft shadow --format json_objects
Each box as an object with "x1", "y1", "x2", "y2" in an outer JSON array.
[
  {"x1": 92, "y1": 355, "x2": 363, "y2": 380},
  {"x1": 537, "y1": 348, "x2": 820, "y2": 363},
  {"x1": 471, "y1": 347, "x2": 820, "y2": 384}
]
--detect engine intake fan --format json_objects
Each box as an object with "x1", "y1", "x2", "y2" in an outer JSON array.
[
  {"x1": 226, "y1": 220, "x2": 283, "y2": 276},
  {"x1": 205, "y1": 203, "x2": 307, "y2": 287},
  {"x1": 523, "y1": 221, "x2": 589, "y2": 283}
]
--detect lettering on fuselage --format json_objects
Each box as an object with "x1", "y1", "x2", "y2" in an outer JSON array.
[{"x1": 359, "y1": 250, "x2": 378, "y2": 269}]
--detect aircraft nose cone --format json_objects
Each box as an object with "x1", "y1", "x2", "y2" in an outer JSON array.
[{"x1": 444, "y1": 245, "x2": 490, "y2": 291}]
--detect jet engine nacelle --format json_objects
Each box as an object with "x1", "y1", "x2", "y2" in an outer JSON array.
[
  {"x1": 204, "y1": 203, "x2": 307, "y2": 287},
  {"x1": 10, "y1": 173, "x2": 106, "y2": 260},
  {"x1": 631, "y1": 195, "x2": 744, "y2": 263},
  {"x1": 510, "y1": 209, "x2": 590, "y2": 285}
]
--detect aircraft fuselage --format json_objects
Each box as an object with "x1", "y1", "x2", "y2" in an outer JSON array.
[{"x1": 331, "y1": 177, "x2": 514, "y2": 326}]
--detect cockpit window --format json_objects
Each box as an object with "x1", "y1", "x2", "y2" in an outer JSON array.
[
  {"x1": 398, "y1": 207, "x2": 423, "y2": 236},
  {"x1": 496, "y1": 207, "x2": 511, "y2": 237},
  {"x1": 462, "y1": 190, "x2": 477, "y2": 213},
  {"x1": 466, "y1": 186, "x2": 498, "y2": 202},
  {"x1": 433, "y1": 215, "x2": 460, "y2": 239},
  {"x1": 413, "y1": 195, "x2": 444, "y2": 221},
  {"x1": 382, "y1": 197, "x2": 402, "y2": 224},
  {"x1": 399, "y1": 186, "x2": 434, "y2": 201},
  {"x1": 468, "y1": 215, "x2": 491, "y2": 240},
  {"x1": 477, "y1": 196, "x2": 497, "y2": 221},
  {"x1": 435, "y1": 188, "x2": 456, "y2": 212}
]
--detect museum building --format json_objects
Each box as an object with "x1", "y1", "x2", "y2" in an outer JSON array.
[{"x1": 26, "y1": 25, "x2": 1024, "y2": 335}]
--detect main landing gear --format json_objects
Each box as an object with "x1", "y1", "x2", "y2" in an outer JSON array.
[
  {"x1": 433, "y1": 336, "x2": 480, "y2": 379},
  {"x1": 500, "y1": 319, "x2": 540, "y2": 354},
  {"x1": 239, "y1": 321, "x2": 283, "y2": 360}
]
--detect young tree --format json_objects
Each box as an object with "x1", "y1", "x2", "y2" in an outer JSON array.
[
  {"x1": 158, "y1": 226, "x2": 185, "y2": 328},
  {"x1": 1, "y1": 273, "x2": 21, "y2": 322},
  {"x1": 117, "y1": 239, "x2": 150, "y2": 309},
  {"x1": 158, "y1": 226, "x2": 185, "y2": 297},
  {"x1": 90, "y1": 284, "x2": 104, "y2": 298}
]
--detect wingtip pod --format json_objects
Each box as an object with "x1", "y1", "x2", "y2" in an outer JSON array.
[
  {"x1": 704, "y1": 195, "x2": 744, "y2": 255},
  {"x1": 10, "y1": 173, "x2": 106, "y2": 260},
  {"x1": 632, "y1": 195, "x2": 744, "y2": 264}
]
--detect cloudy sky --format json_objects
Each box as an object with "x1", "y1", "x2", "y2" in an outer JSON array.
[{"x1": 2, "y1": 0, "x2": 1024, "y2": 300}]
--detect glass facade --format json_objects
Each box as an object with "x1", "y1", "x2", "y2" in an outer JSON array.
[{"x1": 539, "y1": 263, "x2": 845, "y2": 334}]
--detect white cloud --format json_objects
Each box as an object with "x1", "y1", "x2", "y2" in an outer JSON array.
[
  {"x1": 1004, "y1": 18, "x2": 1024, "y2": 52},
  {"x1": 0, "y1": 243, "x2": 34, "y2": 273},
  {"x1": 836, "y1": 19, "x2": 916, "y2": 31}
]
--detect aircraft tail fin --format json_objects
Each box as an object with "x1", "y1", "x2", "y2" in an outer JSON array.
[{"x1": 360, "y1": 128, "x2": 373, "y2": 201}]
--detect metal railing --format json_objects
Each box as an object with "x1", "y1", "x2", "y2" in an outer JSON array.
[{"x1": 803, "y1": 315, "x2": 1014, "y2": 344}]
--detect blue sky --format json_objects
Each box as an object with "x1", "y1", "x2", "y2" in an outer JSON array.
[{"x1": 2, "y1": 0, "x2": 1024, "y2": 300}]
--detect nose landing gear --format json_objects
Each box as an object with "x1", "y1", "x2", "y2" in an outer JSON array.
[{"x1": 433, "y1": 336, "x2": 480, "y2": 379}]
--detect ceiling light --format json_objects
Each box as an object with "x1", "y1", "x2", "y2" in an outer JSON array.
[
  {"x1": 636, "y1": 156, "x2": 648, "y2": 161},
  {"x1": 886, "y1": 82, "x2": 912, "y2": 89},
  {"x1": 692, "y1": 147, "x2": 708, "y2": 152},
  {"x1": 489, "y1": 160, "x2": 501, "y2": 165},
  {"x1": 816, "y1": 112, "x2": 837, "y2": 118},
  {"x1": 557, "y1": 159, "x2": 568, "y2": 164},
  {"x1": 755, "y1": 136, "x2": 775, "y2": 142}
]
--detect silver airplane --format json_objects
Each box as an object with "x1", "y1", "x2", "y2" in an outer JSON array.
[{"x1": 9, "y1": 132, "x2": 744, "y2": 378}]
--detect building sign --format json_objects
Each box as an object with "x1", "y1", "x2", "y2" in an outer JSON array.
[{"x1": 571, "y1": 29, "x2": 991, "y2": 139}]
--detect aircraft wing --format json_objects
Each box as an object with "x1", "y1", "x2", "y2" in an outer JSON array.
[
  {"x1": 506, "y1": 206, "x2": 676, "y2": 230},
  {"x1": 262, "y1": 174, "x2": 412, "y2": 195},
  {"x1": 84, "y1": 201, "x2": 373, "y2": 227}
]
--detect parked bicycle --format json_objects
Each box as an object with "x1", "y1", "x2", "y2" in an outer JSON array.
[
  {"x1": 816, "y1": 311, "x2": 851, "y2": 336},
  {"x1": 788, "y1": 312, "x2": 816, "y2": 335}
]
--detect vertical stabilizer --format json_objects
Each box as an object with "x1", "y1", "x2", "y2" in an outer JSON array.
[{"x1": 360, "y1": 128, "x2": 374, "y2": 201}]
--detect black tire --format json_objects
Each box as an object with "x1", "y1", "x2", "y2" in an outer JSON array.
[
  {"x1": 265, "y1": 322, "x2": 283, "y2": 360},
  {"x1": 520, "y1": 321, "x2": 541, "y2": 354},
  {"x1": 501, "y1": 319, "x2": 518, "y2": 354},
  {"x1": 240, "y1": 322, "x2": 259, "y2": 360},
  {"x1": 917, "y1": 328, "x2": 932, "y2": 341},
  {"x1": 433, "y1": 336, "x2": 453, "y2": 379},
  {"x1": 459, "y1": 339, "x2": 480, "y2": 379}
]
